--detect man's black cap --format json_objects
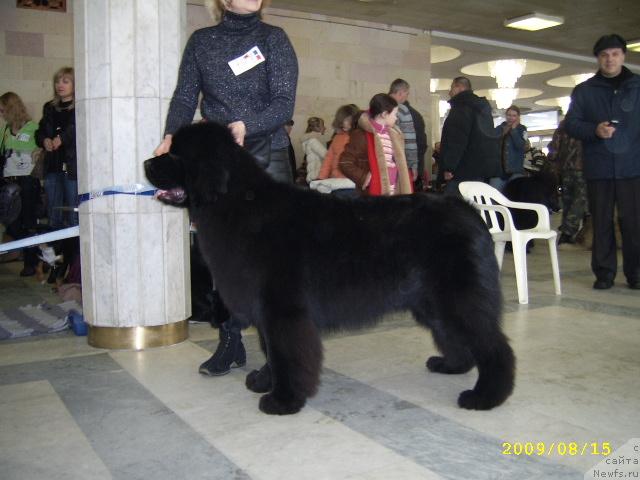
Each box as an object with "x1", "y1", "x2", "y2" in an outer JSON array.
[{"x1": 593, "y1": 34, "x2": 627, "y2": 56}]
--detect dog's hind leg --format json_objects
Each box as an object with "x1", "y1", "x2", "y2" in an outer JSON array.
[
  {"x1": 425, "y1": 325, "x2": 476, "y2": 375},
  {"x1": 458, "y1": 328, "x2": 515, "y2": 410},
  {"x1": 413, "y1": 308, "x2": 475, "y2": 374},
  {"x1": 258, "y1": 311, "x2": 323, "y2": 415},
  {"x1": 438, "y1": 302, "x2": 515, "y2": 410},
  {"x1": 245, "y1": 330, "x2": 272, "y2": 393}
]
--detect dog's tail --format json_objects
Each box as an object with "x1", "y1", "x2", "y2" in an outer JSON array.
[{"x1": 459, "y1": 332, "x2": 515, "y2": 410}]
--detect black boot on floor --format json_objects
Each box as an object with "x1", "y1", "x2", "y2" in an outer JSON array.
[
  {"x1": 557, "y1": 233, "x2": 575, "y2": 245},
  {"x1": 19, "y1": 266, "x2": 36, "y2": 277},
  {"x1": 593, "y1": 278, "x2": 614, "y2": 290},
  {"x1": 47, "y1": 266, "x2": 59, "y2": 284},
  {"x1": 199, "y1": 320, "x2": 246, "y2": 376}
]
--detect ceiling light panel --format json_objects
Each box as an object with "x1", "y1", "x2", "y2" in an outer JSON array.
[{"x1": 504, "y1": 13, "x2": 564, "y2": 31}]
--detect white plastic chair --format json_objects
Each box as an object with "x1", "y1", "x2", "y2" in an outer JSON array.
[{"x1": 458, "y1": 181, "x2": 561, "y2": 304}]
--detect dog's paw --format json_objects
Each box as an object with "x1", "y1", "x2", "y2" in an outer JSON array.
[
  {"x1": 258, "y1": 393, "x2": 305, "y2": 415},
  {"x1": 245, "y1": 365, "x2": 272, "y2": 393},
  {"x1": 426, "y1": 356, "x2": 473, "y2": 374},
  {"x1": 426, "y1": 356, "x2": 447, "y2": 372},
  {"x1": 457, "y1": 389, "x2": 496, "y2": 410}
]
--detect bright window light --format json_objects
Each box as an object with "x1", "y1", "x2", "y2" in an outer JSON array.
[
  {"x1": 438, "y1": 100, "x2": 450, "y2": 117},
  {"x1": 572, "y1": 73, "x2": 594, "y2": 85},
  {"x1": 558, "y1": 96, "x2": 571, "y2": 115},
  {"x1": 504, "y1": 13, "x2": 564, "y2": 31}
]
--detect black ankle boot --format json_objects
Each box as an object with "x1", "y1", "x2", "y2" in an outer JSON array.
[
  {"x1": 199, "y1": 320, "x2": 246, "y2": 376},
  {"x1": 47, "y1": 266, "x2": 58, "y2": 284},
  {"x1": 557, "y1": 233, "x2": 575, "y2": 245}
]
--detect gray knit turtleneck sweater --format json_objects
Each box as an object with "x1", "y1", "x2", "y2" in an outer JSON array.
[{"x1": 164, "y1": 11, "x2": 298, "y2": 150}]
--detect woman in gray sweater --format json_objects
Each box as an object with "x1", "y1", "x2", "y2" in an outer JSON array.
[{"x1": 155, "y1": 0, "x2": 298, "y2": 376}]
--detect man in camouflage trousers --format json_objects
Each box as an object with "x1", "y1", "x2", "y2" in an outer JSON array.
[{"x1": 547, "y1": 120, "x2": 588, "y2": 245}]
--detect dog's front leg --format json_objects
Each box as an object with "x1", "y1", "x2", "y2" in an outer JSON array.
[
  {"x1": 246, "y1": 329, "x2": 272, "y2": 393},
  {"x1": 257, "y1": 311, "x2": 323, "y2": 415}
]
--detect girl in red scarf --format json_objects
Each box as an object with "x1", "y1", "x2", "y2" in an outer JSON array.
[{"x1": 339, "y1": 93, "x2": 412, "y2": 196}]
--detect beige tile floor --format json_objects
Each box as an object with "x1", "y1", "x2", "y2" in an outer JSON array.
[{"x1": 0, "y1": 235, "x2": 638, "y2": 480}]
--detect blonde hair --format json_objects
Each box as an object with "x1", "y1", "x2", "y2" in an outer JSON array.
[
  {"x1": 305, "y1": 117, "x2": 324, "y2": 133},
  {"x1": 204, "y1": 0, "x2": 271, "y2": 23},
  {"x1": 0, "y1": 91, "x2": 31, "y2": 132},
  {"x1": 506, "y1": 105, "x2": 521, "y2": 116},
  {"x1": 50, "y1": 66, "x2": 75, "y2": 110}
]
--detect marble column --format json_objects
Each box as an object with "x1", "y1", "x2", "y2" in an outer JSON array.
[{"x1": 74, "y1": 0, "x2": 190, "y2": 349}]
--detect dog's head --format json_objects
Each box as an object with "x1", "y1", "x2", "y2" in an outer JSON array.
[{"x1": 144, "y1": 122, "x2": 237, "y2": 208}]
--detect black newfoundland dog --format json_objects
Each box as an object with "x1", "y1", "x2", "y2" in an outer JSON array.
[{"x1": 144, "y1": 122, "x2": 515, "y2": 416}]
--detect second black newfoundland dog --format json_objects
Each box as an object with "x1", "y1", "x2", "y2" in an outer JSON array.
[{"x1": 144, "y1": 122, "x2": 515, "y2": 416}]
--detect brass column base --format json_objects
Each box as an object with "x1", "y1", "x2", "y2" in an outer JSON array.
[{"x1": 88, "y1": 320, "x2": 189, "y2": 350}]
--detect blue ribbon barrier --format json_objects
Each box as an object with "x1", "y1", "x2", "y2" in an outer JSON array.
[
  {"x1": 77, "y1": 183, "x2": 157, "y2": 204},
  {"x1": 0, "y1": 226, "x2": 80, "y2": 254},
  {"x1": 0, "y1": 184, "x2": 159, "y2": 254}
]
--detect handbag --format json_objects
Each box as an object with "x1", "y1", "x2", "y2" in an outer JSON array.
[
  {"x1": 243, "y1": 134, "x2": 271, "y2": 169},
  {"x1": 0, "y1": 181, "x2": 22, "y2": 225},
  {"x1": 309, "y1": 177, "x2": 356, "y2": 194},
  {"x1": 30, "y1": 148, "x2": 46, "y2": 180}
]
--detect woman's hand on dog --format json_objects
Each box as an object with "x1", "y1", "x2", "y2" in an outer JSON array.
[
  {"x1": 228, "y1": 121, "x2": 246, "y2": 146},
  {"x1": 154, "y1": 134, "x2": 173, "y2": 156}
]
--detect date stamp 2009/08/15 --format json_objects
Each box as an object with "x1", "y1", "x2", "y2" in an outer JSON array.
[{"x1": 501, "y1": 441, "x2": 612, "y2": 457}]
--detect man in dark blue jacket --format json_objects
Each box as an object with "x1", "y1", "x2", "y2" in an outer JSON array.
[{"x1": 565, "y1": 34, "x2": 640, "y2": 290}]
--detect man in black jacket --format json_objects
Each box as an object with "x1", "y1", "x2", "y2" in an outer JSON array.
[
  {"x1": 439, "y1": 77, "x2": 501, "y2": 195},
  {"x1": 565, "y1": 34, "x2": 640, "y2": 290}
]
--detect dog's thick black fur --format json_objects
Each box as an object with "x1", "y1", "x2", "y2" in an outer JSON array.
[
  {"x1": 144, "y1": 122, "x2": 515, "y2": 415},
  {"x1": 504, "y1": 171, "x2": 560, "y2": 230}
]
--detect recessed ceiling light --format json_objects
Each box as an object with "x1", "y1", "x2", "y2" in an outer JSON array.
[
  {"x1": 504, "y1": 13, "x2": 564, "y2": 31},
  {"x1": 461, "y1": 59, "x2": 559, "y2": 78},
  {"x1": 546, "y1": 73, "x2": 595, "y2": 87},
  {"x1": 431, "y1": 45, "x2": 461, "y2": 63},
  {"x1": 628, "y1": 39, "x2": 640, "y2": 52},
  {"x1": 535, "y1": 97, "x2": 572, "y2": 113}
]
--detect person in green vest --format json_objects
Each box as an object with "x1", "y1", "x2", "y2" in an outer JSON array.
[{"x1": 0, "y1": 91, "x2": 42, "y2": 276}]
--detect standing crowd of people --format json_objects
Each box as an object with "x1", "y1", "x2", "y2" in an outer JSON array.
[{"x1": 1, "y1": 67, "x2": 78, "y2": 281}]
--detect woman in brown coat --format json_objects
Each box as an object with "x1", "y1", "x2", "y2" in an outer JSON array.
[{"x1": 339, "y1": 93, "x2": 412, "y2": 196}]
